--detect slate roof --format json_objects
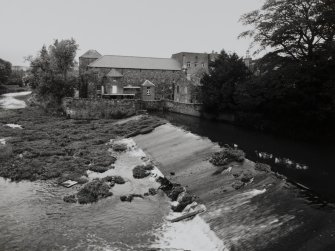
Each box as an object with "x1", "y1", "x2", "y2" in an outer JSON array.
[
  {"x1": 142, "y1": 80, "x2": 155, "y2": 87},
  {"x1": 106, "y1": 69, "x2": 123, "y2": 78},
  {"x1": 89, "y1": 55, "x2": 181, "y2": 71},
  {"x1": 79, "y1": 50, "x2": 102, "y2": 59}
]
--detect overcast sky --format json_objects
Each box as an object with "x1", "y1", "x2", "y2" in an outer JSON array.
[{"x1": 0, "y1": 0, "x2": 264, "y2": 66}]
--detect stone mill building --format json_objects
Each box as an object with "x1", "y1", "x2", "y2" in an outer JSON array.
[{"x1": 79, "y1": 49, "x2": 218, "y2": 103}]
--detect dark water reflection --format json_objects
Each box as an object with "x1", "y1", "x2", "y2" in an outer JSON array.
[{"x1": 155, "y1": 112, "x2": 335, "y2": 202}]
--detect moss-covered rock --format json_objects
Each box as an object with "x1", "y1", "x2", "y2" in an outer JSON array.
[
  {"x1": 172, "y1": 192, "x2": 195, "y2": 212},
  {"x1": 168, "y1": 185, "x2": 185, "y2": 201}
]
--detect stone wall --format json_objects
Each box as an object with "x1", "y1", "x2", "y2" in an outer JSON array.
[
  {"x1": 62, "y1": 98, "x2": 204, "y2": 120},
  {"x1": 164, "y1": 100, "x2": 202, "y2": 117},
  {"x1": 141, "y1": 100, "x2": 164, "y2": 111},
  {"x1": 62, "y1": 98, "x2": 137, "y2": 119}
]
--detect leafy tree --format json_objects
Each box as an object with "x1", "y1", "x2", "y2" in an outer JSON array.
[
  {"x1": 240, "y1": 0, "x2": 335, "y2": 61},
  {"x1": 25, "y1": 39, "x2": 79, "y2": 103},
  {"x1": 49, "y1": 38, "x2": 78, "y2": 80},
  {"x1": 200, "y1": 50, "x2": 251, "y2": 113},
  {"x1": 0, "y1": 58, "x2": 12, "y2": 85}
]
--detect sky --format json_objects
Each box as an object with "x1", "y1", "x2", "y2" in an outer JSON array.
[{"x1": 0, "y1": 0, "x2": 264, "y2": 66}]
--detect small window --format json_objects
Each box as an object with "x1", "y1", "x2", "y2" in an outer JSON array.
[
  {"x1": 177, "y1": 86, "x2": 180, "y2": 94},
  {"x1": 194, "y1": 62, "x2": 198, "y2": 67},
  {"x1": 112, "y1": 85, "x2": 117, "y2": 94},
  {"x1": 146, "y1": 87, "x2": 151, "y2": 96},
  {"x1": 187, "y1": 62, "x2": 191, "y2": 68}
]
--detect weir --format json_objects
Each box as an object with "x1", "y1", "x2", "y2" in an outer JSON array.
[{"x1": 134, "y1": 123, "x2": 335, "y2": 250}]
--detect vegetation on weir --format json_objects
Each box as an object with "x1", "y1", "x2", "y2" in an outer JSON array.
[{"x1": 0, "y1": 106, "x2": 164, "y2": 184}]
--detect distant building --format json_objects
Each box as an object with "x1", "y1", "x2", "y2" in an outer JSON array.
[
  {"x1": 11, "y1": 65, "x2": 30, "y2": 72},
  {"x1": 79, "y1": 49, "x2": 218, "y2": 103},
  {"x1": 79, "y1": 50, "x2": 185, "y2": 100}
]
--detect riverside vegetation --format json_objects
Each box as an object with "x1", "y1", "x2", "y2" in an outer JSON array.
[{"x1": 0, "y1": 100, "x2": 164, "y2": 203}]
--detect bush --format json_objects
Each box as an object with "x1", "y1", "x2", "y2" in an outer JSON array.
[
  {"x1": 255, "y1": 162, "x2": 271, "y2": 173},
  {"x1": 102, "y1": 175, "x2": 125, "y2": 184},
  {"x1": 77, "y1": 179, "x2": 113, "y2": 204},
  {"x1": 63, "y1": 194, "x2": 77, "y2": 203},
  {"x1": 240, "y1": 170, "x2": 254, "y2": 183},
  {"x1": 89, "y1": 165, "x2": 110, "y2": 173},
  {"x1": 0, "y1": 144, "x2": 13, "y2": 160},
  {"x1": 232, "y1": 180, "x2": 244, "y2": 190},
  {"x1": 132, "y1": 164, "x2": 154, "y2": 179},
  {"x1": 112, "y1": 143, "x2": 128, "y2": 152},
  {"x1": 210, "y1": 148, "x2": 245, "y2": 166}
]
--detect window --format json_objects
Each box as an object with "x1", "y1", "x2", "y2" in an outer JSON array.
[
  {"x1": 112, "y1": 85, "x2": 117, "y2": 94},
  {"x1": 202, "y1": 63, "x2": 205, "y2": 68},
  {"x1": 146, "y1": 87, "x2": 151, "y2": 96},
  {"x1": 194, "y1": 62, "x2": 198, "y2": 67},
  {"x1": 185, "y1": 86, "x2": 188, "y2": 94},
  {"x1": 177, "y1": 85, "x2": 180, "y2": 94},
  {"x1": 187, "y1": 62, "x2": 191, "y2": 68}
]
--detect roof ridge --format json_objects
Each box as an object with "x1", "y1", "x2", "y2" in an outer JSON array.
[{"x1": 101, "y1": 54, "x2": 178, "y2": 60}]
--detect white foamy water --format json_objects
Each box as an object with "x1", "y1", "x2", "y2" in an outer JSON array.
[
  {"x1": 0, "y1": 138, "x2": 6, "y2": 145},
  {"x1": 152, "y1": 214, "x2": 227, "y2": 251},
  {"x1": 88, "y1": 138, "x2": 163, "y2": 195},
  {"x1": 5, "y1": 123, "x2": 22, "y2": 129},
  {"x1": 0, "y1": 91, "x2": 31, "y2": 109}
]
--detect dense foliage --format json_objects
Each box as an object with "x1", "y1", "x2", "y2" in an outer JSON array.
[
  {"x1": 0, "y1": 58, "x2": 12, "y2": 85},
  {"x1": 25, "y1": 38, "x2": 79, "y2": 103},
  {"x1": 201, "y1": 0, "x2": 335, "y2": 141},
  {"x1": 200, "y1": 50, "x2": 251, "y2": 113}
]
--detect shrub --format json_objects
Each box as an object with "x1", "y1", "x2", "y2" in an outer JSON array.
[
  {"x1": 232, "y1": 180, "x2": 244, "y2": 190},
  {"x1": 0, "y1": 144, "x2": 13, "y2": 160},
  {"x1": 240, "y1": 170, "x2": 254, "y2": 183},
  {"x1": 210, "y1": 148, "x2": 245, "y2": 166},
  {"x1": 89, "y1": 165, "x2": 110, "y2": 173},
  {"x1": 102, "y1": 175, "x2": 125, "y2": 184},
  {"x1": 63, "y1": 194, "x2": 77, "y2": 203},
  {"x1": 77, "y1": 179, "x2": 113, "y2": 204},
  {"x1": 255, "y1": 162, "x2": 271, "y2": 173},
  {"x1": 112, "y1": 143, "x2": 128, "y2": 152},
  {"x1": 132, "y1": 164, "x2": 154, "y2": 179}
]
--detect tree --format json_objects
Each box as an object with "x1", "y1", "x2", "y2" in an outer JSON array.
[
  {"x1": 25, "y1": 38, "x2": 79, "y2": 103},
  {"x1": 200, "y1": 50, "x2": 251, "y2": 113},
  {"x1": 49, "y1": 38, "x2": 78, "y2": 80},
  {"x1": 240, "y1": 0, "x2": 335, "y2": 61},
  {"x1": 0, "y1": 58, "x2": 12, "y2": 85}
]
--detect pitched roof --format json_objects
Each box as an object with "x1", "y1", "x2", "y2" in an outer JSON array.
[
  {"x1": 79, "y1": 50, "x2": 102, "y2": 59},
  {"x1": 142, "y1": 80, "x2": 155, "y2": 87},
  {"x1": 89, "y1": 55, "x2": 181, "y2": 71},
  {"x1": 106, "y1": 69, "x2": 123, "y2": 77}
]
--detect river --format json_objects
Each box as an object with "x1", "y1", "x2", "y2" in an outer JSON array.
[
  {"x1": 156, "y1": 112, "x2": 335, "y2": 203},
  {"x1": 1, "y1": 93, "x2": 335, "y2": 250},
  {"x1": 0, "y1": 93, "x2": 224, "y2": 251}
]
